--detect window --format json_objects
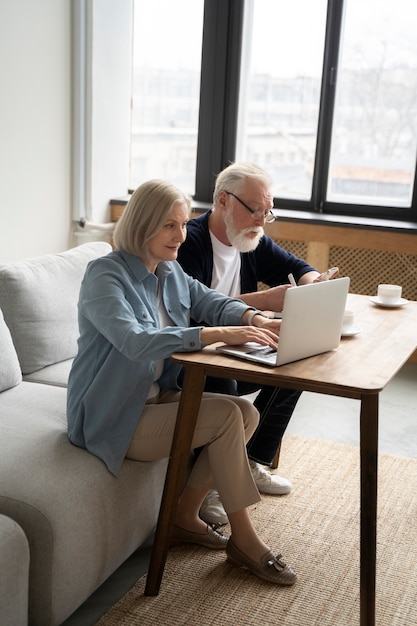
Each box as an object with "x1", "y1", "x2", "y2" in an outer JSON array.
[
  {"x1": 236, "y1": 0, "x2": 328, "y2": 201},
  {"x1": 130, "y1": 0, "x2": 204, "y2": 194},
  {"x1": 129, "y1": 0, "x2": 417, "y2": 223},
  {"x1": 327, "y1": 0, "x2": 417, "y2": 211}
]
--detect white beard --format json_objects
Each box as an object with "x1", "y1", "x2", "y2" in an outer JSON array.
[{"x1": 224, "y1": 209, "x2": 263, "y2": 252}]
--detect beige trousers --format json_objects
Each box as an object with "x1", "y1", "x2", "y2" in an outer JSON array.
[{"x1": 126, "y1": 390, "x2": 261, "y2": 514}]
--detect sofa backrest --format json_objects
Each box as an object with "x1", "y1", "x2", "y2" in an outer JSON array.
[
  {"x1": 0, "y1": 242, "x2": 112, "y2": 375},
  {"x1": 0, "y1": 308, "x2": 22, "y2": 392}
]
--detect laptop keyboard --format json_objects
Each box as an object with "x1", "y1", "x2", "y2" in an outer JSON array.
[{"x1": 248, "y1": 346, "x2": 276, "y2": 356}]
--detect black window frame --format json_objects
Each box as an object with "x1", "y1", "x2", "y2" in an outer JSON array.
[{"x1": 194, "y1": 0, "x2": 417, "y2": 225}]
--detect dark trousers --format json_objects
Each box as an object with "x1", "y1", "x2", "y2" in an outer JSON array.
[{"x1": 182, "y1": 372, "x2": 302, "y2": 467}]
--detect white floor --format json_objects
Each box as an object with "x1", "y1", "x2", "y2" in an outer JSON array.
[{"x1": 62, "y1": 362, "x2": 417, "y2": 625}]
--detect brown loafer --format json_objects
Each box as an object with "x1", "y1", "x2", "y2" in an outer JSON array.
[
  {"x1": 226, "y1": 538, "x2": 297, "y2": 585},
  {"x1": 171, "y1": 524, "x2": 229, "y2": 550}
]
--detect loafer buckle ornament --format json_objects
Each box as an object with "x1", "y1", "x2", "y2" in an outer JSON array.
[{"x1": 267, "y1": 553, "x2": 286, "y2": 572}]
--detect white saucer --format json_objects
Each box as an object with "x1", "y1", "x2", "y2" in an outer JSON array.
[
  {"x1": 341, "y1": 326, "x2": 362, "y2": 337},
  {"x1": 369, "y1": 296, "x2": 408, "y2": 308}
]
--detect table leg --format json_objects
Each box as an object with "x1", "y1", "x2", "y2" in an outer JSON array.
[
  {"x1": 145, "y1": 365, "x2": 206, "y2": 596},
  {"x1": 359, "y1": 393, "x2": 378, "y2": 626}
]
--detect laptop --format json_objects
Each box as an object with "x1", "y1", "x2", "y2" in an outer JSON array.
[{"x1": 216, "y1": 276, "x2": 350, "y2": 367}]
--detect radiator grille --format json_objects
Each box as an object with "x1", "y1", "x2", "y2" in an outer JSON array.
[
  {"x1": 261, "y1": 238, "x2": 417, "y2": 301},
  {"x1": 275, "y1": 240, "x2": 308, "y2": 259},
  {"x1": 328, "y1": 246, "x2": 417, "y2": 300}
]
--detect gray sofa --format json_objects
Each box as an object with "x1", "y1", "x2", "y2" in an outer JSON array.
[{"x1": 0, "y1": 243, "x2": 168, "y2": 626}]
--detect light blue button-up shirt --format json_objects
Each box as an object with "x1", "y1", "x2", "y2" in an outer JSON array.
[{"x1": 67, "y1": 249, "x2": 250, "y2": 476}]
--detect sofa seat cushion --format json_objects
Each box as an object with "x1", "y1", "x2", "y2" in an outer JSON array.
[
  {"x1": 0, "y1": 242, "x2": 112, "y2": 375},
  {"x1": 0, "y1": 308, "x2": 22, "y2": 392},
  {"x1": 22, "y1": 358, "x2": 73, "y2": 387},
  {"x1": 0, "y1": 382, "x2": 168, "y2": 626}
]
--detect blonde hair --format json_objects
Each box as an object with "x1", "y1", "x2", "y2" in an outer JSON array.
[
  {"x1": 213, "y1": 162, "x2": 273, "y2": 207},
  {"x1": 113, "y1": 179, "x2": 191, "y2": 262}
]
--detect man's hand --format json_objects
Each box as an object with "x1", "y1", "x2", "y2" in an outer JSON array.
[{"x1": 313, "y1": 267, "x2": 339, "y2": 282}]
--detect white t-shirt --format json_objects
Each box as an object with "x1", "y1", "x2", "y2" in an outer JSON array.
[{"x1": 209, "y1": 230, "x2": 241, "y2": 297}]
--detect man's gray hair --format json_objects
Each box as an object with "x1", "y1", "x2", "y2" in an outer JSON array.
[{"x1": 213, "y1": 162, "x2": 273, "y2": 207}]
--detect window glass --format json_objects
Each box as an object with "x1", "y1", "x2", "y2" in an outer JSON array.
[
  {"x1": 130, "y1": 0, "x2": 204, "y2": 194},
  {"x1": 236, "y1": 0, "x2": 328, "y2": 200},
  {"x1": 327, "y1": 0, "x2": 417, "y2": 208}
]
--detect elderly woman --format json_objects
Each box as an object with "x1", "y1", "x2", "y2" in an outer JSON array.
[{"x1": 67, "y1": 179, "x2": 296, "y2": 586}]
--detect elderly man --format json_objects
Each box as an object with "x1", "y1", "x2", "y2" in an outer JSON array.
[{"x1": 178, "y1": 162, "x2": 323, "y2": 525}]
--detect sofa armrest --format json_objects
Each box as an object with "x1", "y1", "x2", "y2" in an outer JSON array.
[{"x1": 0, "y1": 514, "x2": 29, "y2": 626}]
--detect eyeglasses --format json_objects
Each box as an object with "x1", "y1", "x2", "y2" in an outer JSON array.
[{"x1": 225, "y1": 191, "x2": 276, "y2": 223}]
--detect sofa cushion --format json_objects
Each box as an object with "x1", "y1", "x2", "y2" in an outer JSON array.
[
  {"x1": 0, "y1": 242, "x2": 112, "y2": 375},
  {"x1": 23, "y1": 358, "x2": 74, "y2": 388},
  {"x1": 0, "y1": 308, "x2": 22, "y2": 392}
]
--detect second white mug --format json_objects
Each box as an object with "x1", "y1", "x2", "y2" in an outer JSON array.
[{"x1": 342, "y1": 310, "x2": 355, "y2": 334}]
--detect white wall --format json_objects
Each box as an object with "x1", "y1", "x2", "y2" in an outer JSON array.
[
  {"x1": 0, "y1": 0, "x2": 133, "y2": 263},
  {"x1": 0, "y1": 0, "x2": 72, "y2": 263}
]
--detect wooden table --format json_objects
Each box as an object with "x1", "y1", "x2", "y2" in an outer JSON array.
[{"x1": 144, "y1": 294, "x2": 417, "y2": 626}]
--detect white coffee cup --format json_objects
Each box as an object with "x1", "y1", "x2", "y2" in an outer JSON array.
[
  {"x1": 341, "y1": 309, "x2": 355, "y2": 334},
  {"x1": 377, "y1": 284, "x2": 402, "y2": 305}
]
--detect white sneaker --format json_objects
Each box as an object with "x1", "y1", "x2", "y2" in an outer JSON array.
[
  {"x1": 249, "y1": 460, "x2": 292, "y2": 495},
  {"x1": 199, "y1": 490, "x2": 228, "y2": 526}
]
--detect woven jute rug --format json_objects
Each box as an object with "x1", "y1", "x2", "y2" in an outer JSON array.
[{"x1": 96, "y1": 435, "x2": 417, "y2": 626}]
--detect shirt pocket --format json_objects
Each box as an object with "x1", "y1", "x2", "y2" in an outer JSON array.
[
  {"x1": 165, "y1": 293, "x2": 191, "y2": 324},
  {"x1": 131, "y1": 303, "x2": 154, "y2": 326}
]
